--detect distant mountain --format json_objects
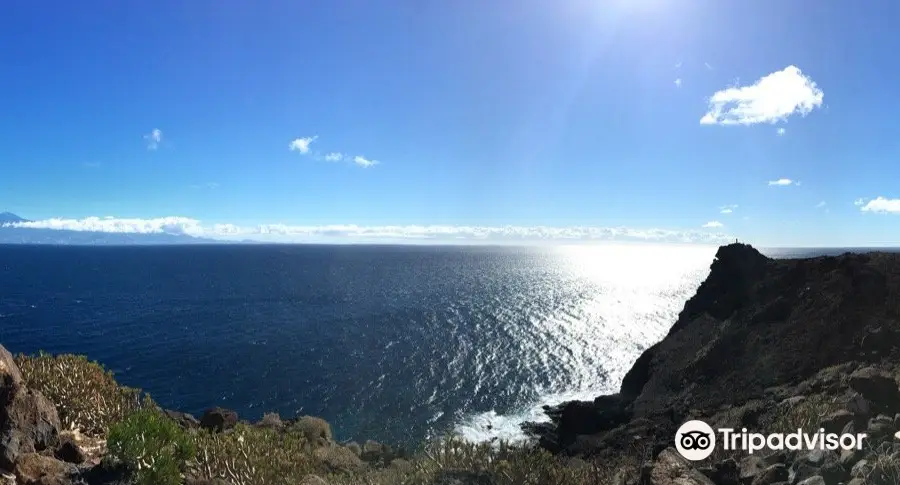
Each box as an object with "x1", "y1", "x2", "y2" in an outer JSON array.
[
  {"x1": 0, "y1": 212, "x2": 28, "y2": 224},
  {"x1": 0, "y1": 211, "x2": 218, "y2": 245}
]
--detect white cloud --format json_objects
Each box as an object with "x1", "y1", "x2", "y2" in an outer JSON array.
[
  {"x1": 674, "y1": 78, "x2": 682, "y2": 88},
  {"x1": 704, "y1": 62, "x2": 714, "y2": 71},
  {"x1": 815, "y1": 201, "x2": 827, "y2": 208},
  {"x1": 702, "y1": 221, "x2": 724, "y2": 228},
  {"x1": 2, "y1": 217, "x2": 733, "y2": 244},
  {"x1": 700, "y1": 65, "x2": 823, "y2": 126},
  {"x1": 291, "y1": 138, "x2": 378, "y2": 168},
  {"x1": 7, "y1": 216, "x2": 204, "y2": 235},
  {"x1": 144, "y1": 129, "x2": 163, "y2": 150},
  {"x1": 353, "y1": 155, "x2": 379, "y2": 168},
  {"x1": 859, "y1": 197, "x2": 900, "y2": 214},
  {"x1": 854, "y1": 198, "x2": 867, "y2": 207},
  {"x1": 675, "y1": 61, "x2": 683, "y2": 69},
  {"x1": 777, "y1": 127, "x2": 786, "y2": 136},
  {"x1": 719, "y1": 204, "x2": 738, "y2": 214},
  {"x1": 768, "y1": 178, "x2": 794, "y2": 186},
  {"x1": 289, "y1": 136, "x2": 317, "y2": 154}
]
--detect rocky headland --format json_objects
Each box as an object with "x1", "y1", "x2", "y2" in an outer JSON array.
[
  {"x1": 524, "y1": 243, "x2": 900, "y2": 484},
  {"x1": 5, "y1": 243, "x2": 900, "y2": 484}
]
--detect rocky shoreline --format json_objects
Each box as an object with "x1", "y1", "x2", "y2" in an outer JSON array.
[
  {"x1": 522, "y1": 243, "x2": 900, "y2": 484},
  {"x1": 5, "y1": 242, "x2": 900, "y2": 484}
]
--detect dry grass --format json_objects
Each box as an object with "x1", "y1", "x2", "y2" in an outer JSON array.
[
  {"x1": 861, "y1": 441, "x2": 900, "y2": 484},
  {"x1": 767, "y1": 394, "x2": 841, "y2": 434},
  {"x1": 256, "y1": 412, "x2": 284, "y2": 429}
]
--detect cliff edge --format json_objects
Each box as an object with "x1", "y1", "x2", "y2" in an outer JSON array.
[{"x1": 525, "y1": 243, "x2": 900, "y2": 457}]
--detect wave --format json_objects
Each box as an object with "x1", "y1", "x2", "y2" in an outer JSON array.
[{"x1": 453, "y1": 387, "x2": 613, "y2": 443}]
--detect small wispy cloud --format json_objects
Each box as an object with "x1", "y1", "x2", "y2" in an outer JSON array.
[
  {"x1": 290, "y1": 138, "x2": 379, "y2": 168},
  {"x1": 816, "y1": 201, "x2": 827, "y2": 208},
  {"x1": 144, "y1": 129, "x2": 163, "y2": 150},
  {"x1": 2, "y1": 217, "x2": 734, "y2": 244},
  {"x1": 777, "y1": 127, "x2": 786, "y2": 136},
  {"x1": 702, "y1": 221, "x2": 724, "y2": 228},
  {"x1": 768, "y1": 178, "x2": 794, "y2": 186},
  {"x1": 353, "y1": 155, "x2": 379, "y2": 168},
  {"x1": 704, "y1": 62, "x2": 715, "y2": 71},
  {"x1": 854, "y1": 198, "x2": 867, "y2": 207},
  {"x1": 674, "y1": 78, "x2": 683, "y2": 88},
  {"x1": 719, "y1": 204, "x2": 738, "y2": 214},
  {"x1": 859, "y1": 196, "x2": 900, "y2": 214},
  {"x1": 700, "y1": 65, "x2": 824, "y2": 126},
  {"x1": 288, "y1": 136, "x2": 318, "y2": 154},
  {"x1": 675, "y1": 61, "x2": 683, "y2": 69}
]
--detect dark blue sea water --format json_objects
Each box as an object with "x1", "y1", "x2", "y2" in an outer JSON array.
[{"x1": 0, "y1": 243, "x2": 737, "y2": 445}]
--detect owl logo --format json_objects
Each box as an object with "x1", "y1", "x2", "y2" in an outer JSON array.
[{"x1": 675, "y1": 420, "x2": 716, "y2": 460}]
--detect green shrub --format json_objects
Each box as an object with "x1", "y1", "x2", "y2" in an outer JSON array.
[
  {"x1": 107, "y1": 405, "x2": 196, "y2": 485},
  {"x1": 15, "y1": 352, "x2": 142, "y2": 437},
  {"x1": 291, "y1": 416, "x2": 333, "y2": 447},
  {"x1": 189, "y1": 423, "x2": 319, "y2": 484},
  {"x1": 324, "y1": 435, "x2": 623, "y2": 485},
  {"x1": 314, "y1": 444, "x2": 366, "y2": 473}
]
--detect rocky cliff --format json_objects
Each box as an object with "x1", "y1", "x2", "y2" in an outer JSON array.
[{"x1": 524, "y1": 243, "x2": 900, "y2": 461}]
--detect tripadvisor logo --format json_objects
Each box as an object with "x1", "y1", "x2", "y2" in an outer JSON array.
[
  {"x1": 675, "y1": 420, "x2": 717, "y2": 460},
  {"x1": 674, "y1": 420, "x2": 867, "y2": 461}
]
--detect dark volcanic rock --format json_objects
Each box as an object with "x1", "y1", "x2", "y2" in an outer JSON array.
[
  {"x1": 820, "y1": 410, "x2": 854, "y2": 434},
  {"x1": 165, "y1": 409, "x2": 200, "y2": 430},
  {"x1": 847, "y1": 367, "x2": 900, "y2": 411},
  {"x1": 199, "y1": 407, "x2": 238, "y2": 433},
  {"x1": 0, "y1": 345, "x2": 24, "y2": 405},
  {"x1": 649, "y1": 448, "x2": 714, "y2": 485},
  {"x1": 709, "y1": 458, "x2": 739, "y2": 485},
  {"x1": 537, "y1": 394, "x2": 633, "y2": 452},
  {"x1": 752, "y1": 463, "x2": 788, "y2": 485},
  {"x1": 14, "y1": 453, "x2": 77, "y2": 485},
  {"x1": 76, "y1": 458, "x2": 132, "y2": 485},
  {"x1": 525, "y1": 243, "x2": 900, "y2": 457},
  {"x1": 620, "y1": 342, "x2": 658, "y2": 399},
  {"x1": 54, "y1": 436, "x2": 86, "y2": 465},
  {"x1": 0, "y1": 344, "x2": 61, "y2": 471}
]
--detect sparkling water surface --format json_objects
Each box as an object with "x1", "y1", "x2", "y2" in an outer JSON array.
[{"x1": 0, "y1": 244, "x2": 716, "y2": 446}]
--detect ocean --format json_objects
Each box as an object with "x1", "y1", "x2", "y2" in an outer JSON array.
[{"x1": 1, "y1": 244, "x2": 724, "y2": 446}]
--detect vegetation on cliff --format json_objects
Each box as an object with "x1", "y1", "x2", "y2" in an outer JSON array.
[{"x1": 3, "y1": 350, "x2": 636, "y2": 484}]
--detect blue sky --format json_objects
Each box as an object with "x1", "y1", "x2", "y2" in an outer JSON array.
[{"x1": 2, "y1": 0, "x2": 899, "y2": 246}]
